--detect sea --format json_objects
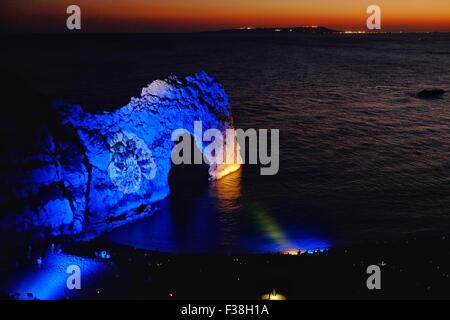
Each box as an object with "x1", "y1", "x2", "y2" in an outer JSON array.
[{"x1": 2, "y1": 32, "x2": 450, "y2": 253}]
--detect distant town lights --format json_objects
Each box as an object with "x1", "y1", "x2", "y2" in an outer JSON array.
[{"x1": 342, "y1": 30, "x2": 367, "y2": 34}]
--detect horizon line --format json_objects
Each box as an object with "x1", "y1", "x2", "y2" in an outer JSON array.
[{"x1": 2, "y1": 24, "x2": 450, "y2": 35}]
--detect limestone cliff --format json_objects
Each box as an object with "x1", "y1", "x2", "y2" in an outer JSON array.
[{"x1": 0, "y1": 72, "x2": 240, "y2": 238}]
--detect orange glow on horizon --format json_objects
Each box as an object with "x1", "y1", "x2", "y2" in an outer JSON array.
[{"x1": 1, "y1": 0, "x2": 450, "y2": 32}]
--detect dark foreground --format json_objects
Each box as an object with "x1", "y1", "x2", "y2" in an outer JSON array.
[{"x1": 1, "y1": 233, "x2": 450, "y2": 300}]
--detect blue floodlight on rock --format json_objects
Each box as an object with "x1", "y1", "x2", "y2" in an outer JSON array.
[{"x1": 1, "y1": 72, "x2": 240, "y2": 238}]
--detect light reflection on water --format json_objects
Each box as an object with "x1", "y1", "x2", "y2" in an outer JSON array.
[
  {"x1": 209, "y1": 168, "x2": 242, "y2": 213},
  {"x1": 107, "y1": 168, "x2": 331, "y2": 254}
]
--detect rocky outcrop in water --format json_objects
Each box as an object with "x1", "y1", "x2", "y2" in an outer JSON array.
[
  {"x1": 0, "y1": 72, "x2": 240, "y2": 238},
  {"x1": 417, "y1": 89, "x2": 445, "y2": 99}
]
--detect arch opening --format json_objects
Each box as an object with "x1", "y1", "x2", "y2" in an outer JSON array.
[{"x1": 169, "y1": 132, "x2": 210, "y2": 196}]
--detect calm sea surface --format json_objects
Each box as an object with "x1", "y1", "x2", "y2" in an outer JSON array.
[{"x1": 3, "y1": 33, "x2": 450, "y2": 253}]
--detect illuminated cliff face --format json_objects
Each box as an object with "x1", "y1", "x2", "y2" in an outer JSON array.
[
  {"x1": 108, "y1": 131, "x2": 157, "y2": 194},
  {"x1": 0, "y1": 72, "x2": 240, "y2": 237}
]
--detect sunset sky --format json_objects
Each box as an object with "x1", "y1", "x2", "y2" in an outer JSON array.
[{"x1": 1, "y1": 0, "x2": 450, "y2": 32}]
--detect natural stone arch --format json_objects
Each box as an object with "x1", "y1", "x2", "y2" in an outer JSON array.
[{"x1": 1, "y1": 72, "x2": 241, "y2": 238}]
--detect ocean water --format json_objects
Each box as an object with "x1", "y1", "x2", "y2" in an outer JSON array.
[{"x1": 2, "y1": 33, "x2": 450, "y2": 253}]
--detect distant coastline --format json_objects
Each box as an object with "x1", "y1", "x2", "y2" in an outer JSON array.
[
  {"x1": 2, "y1": 26, "x2": 450, "y2": 35},
  {"x1": 203, "y1": 26, "x2": 450, "y2": 35},
  {"x1": 212, "y1": 26, "x2": 341, "y2": 34}
]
